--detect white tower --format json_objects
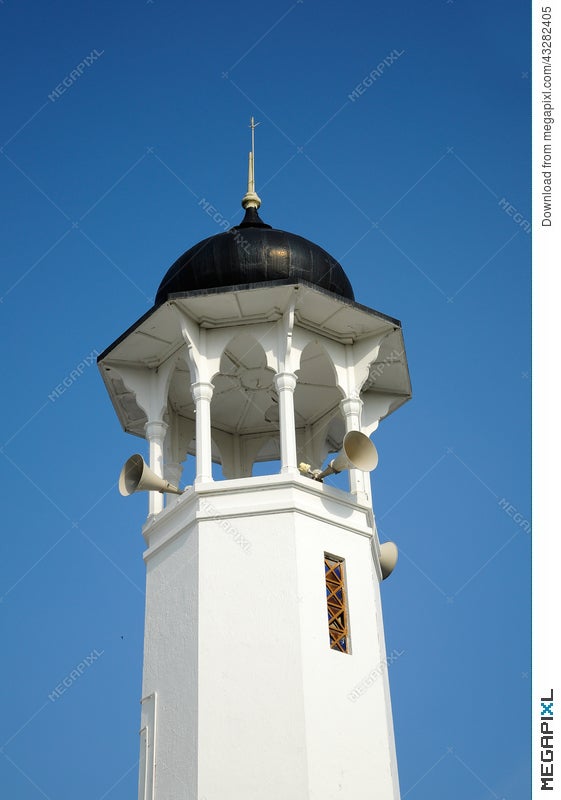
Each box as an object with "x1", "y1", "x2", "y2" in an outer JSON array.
[{"x1": 98, "y1": 125, "x2": 411, "y2": 800}]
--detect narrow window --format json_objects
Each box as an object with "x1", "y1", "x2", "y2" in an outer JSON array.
[{"x1": 324, "y1": 553, "x2": 350, "y2": 653}]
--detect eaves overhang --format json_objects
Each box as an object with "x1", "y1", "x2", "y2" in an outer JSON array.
[{"x1": 97, "y1": 280, "x2": 412, "y2": 438}]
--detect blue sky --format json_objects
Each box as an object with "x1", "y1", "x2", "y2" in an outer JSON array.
[{"x1": 0, "y1": 1, "x2": 530, "y2": 797}]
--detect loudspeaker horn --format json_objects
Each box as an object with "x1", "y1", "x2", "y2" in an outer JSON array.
[
  {"x1": 119, "y1": 454, "x2": 183, "y2": 497},
  {"x1": 379, "y1": 541, "x2": 398, "y2": 580},
  {"x1": 316, "y1": 430, "x2": 379, "y2": 480}
]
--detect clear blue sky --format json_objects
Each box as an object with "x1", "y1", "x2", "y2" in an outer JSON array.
[{"x1": 0, "y1": 1, "x2": 530, "y2": 797}]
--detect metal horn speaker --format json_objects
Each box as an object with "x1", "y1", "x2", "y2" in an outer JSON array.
[
  {"x1": 118, "y1": 454, "x2": 183, "y2": 497},
  {"x1": 317, "y1": 430, "x2": 379, "y2": 480},
  {"x1": 379, "y1": 541, "x2": 399, "y2": 580}
]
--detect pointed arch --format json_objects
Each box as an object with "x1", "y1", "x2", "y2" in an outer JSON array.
[
  {"x1": 210, "y1": 332, "x2": 280, "y2": 478},
  {"x1": 295, "y1": 340, "x2": 345, "y2": 469}
]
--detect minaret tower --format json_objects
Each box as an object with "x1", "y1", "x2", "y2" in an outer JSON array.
[{"x1": 98, "y1": 122, "x2": 411, "y2": 800}]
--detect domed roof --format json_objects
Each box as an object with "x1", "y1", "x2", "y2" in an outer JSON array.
[{"x1": 155, "y1": 206, "x2": 355, "y2": 305}]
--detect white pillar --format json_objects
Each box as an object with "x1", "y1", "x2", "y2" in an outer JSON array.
[
  {"x1": 274, "y1": 371, "x2": 298, "y2": 475},
  {"x1": 145, "y1": 419, "x2": 168, "y2": 515},
  {"x1": 340, "y1": 397, "x2": 368, "y2": 496},
  {"x1": 192, "y1": 381, "x2": 214, "y2": 484}
]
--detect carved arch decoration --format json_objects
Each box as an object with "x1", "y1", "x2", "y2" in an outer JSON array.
[
  {"x1": 209, "y1": 331, "x2": 280, "y2": 478},
  {"x1": 294, "y1": 339, "x2": 345, "y2": 470}
]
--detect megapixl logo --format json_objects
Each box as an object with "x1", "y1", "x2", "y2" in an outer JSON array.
[{"x1": 540, "y1": 690, "x2": 553, "y2": 791}]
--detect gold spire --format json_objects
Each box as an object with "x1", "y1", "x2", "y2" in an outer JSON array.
[{"x1": 242, "y1": 116, "x2": 262, "y2": 210}]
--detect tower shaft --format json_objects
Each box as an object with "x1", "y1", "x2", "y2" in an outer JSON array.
[{"x1": 138, "y1": 477, "x2": 400, "y2": 799}]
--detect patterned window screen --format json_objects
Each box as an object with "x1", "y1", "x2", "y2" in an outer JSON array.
[{"x1": 324, "y1": 554, "x2": 350, "y2": 653}]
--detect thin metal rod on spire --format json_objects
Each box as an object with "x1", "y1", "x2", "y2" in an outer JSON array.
[
  {"x1": 242, "y1": 116, "x2": 262, "y2": 210},
  {"x1": 250, "y1": 116, "x2": 260, "y2": 162}
]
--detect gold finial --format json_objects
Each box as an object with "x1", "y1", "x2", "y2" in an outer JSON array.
[{"x1": 242, "y1": 116, "x2": 262, "y2": 210}]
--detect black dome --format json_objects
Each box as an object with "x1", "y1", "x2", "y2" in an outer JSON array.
[{"x1": 155, "y1": 207, "x2": 354, "y2": 304}]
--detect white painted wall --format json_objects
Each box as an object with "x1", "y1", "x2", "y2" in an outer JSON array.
[
  {"x1": 140, "y1": 524, "x2": 198, "y2": 797},
  {"x1": 139, "y1": 475, "x2": 400, "y2": 799}
]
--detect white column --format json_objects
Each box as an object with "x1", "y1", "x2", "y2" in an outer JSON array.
[
  {"x1": 274, "y1": 371, "x2": 298, "y2": 475},
  {"x1": 192, "y1": 381, "x2": 214, "y2": 484},
  {"x1": 145, "y1": 419, "x2": 168, "y2": 515},
  {"x1": 340, "y1": 397, "x2": 368, "y2": 496}
]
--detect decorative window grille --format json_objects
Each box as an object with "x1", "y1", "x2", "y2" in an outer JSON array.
[{"x1": 324, "y1": 554, "x2": 350, "y2": 653}]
